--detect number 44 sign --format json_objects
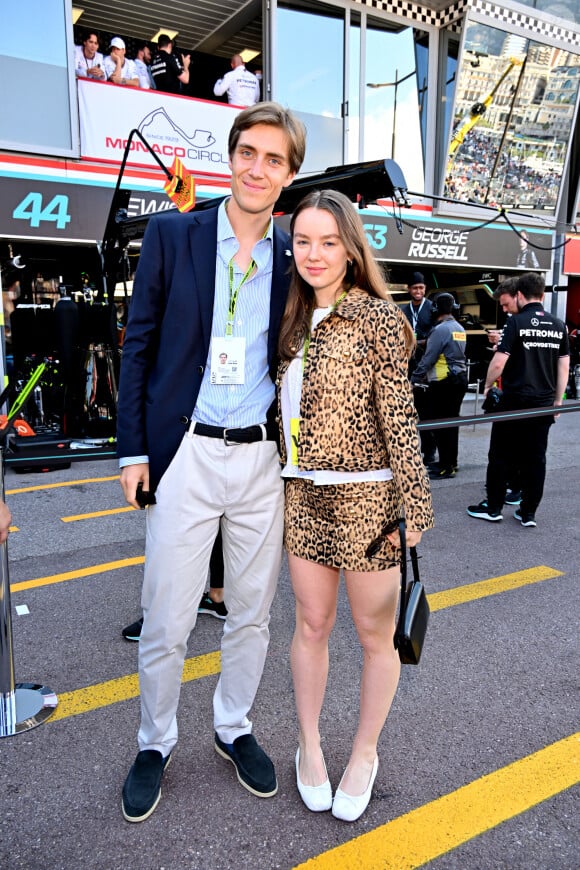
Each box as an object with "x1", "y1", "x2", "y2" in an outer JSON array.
[{"x1": 13, "y1": 192, "x2": 71, "y2": 230}]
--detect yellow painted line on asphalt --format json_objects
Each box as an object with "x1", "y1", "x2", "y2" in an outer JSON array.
[
  {"x1": 61, "y1": 506, "x2": 136, "y2": 522},
  {"x1": 34, "y1": 563, "x2": 576, "y2": 866},
  {"x1": 5, "y1": 474, "x2": 119, "y2": 495},
  {"x1": 9, "y1": 560, "x2": 564, "y2": 608},
  {"x1": 427, "y1": 565, "x2": 564, "y2": 612},
  {"x1": 50, "y1": 651, "x2": 221, "y2": 722},
  {"x1": 294, "y1": 732, "x2": 580, "y2": 870},
  {"x1": 10, "y1": 556, "x2": 145, "y2": 592},
  {"x1": 28, "y1": 565, "x2": 567, "y2": 724}
]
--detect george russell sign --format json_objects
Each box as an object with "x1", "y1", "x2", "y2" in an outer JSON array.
[
  {"x1": 407, "y1": 226, "x2": 469, "y2": 262},
  {"x1": 362, "y1": 209, "x2": 552, "y2": 271}
]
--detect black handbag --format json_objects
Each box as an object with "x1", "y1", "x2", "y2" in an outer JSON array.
[{"x1": 394, "y1": 519, "x2": 430, "y2": 665}]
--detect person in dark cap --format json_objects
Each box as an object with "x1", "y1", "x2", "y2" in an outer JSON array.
[
  {"x1": 402, "y1": 272, "x2": 433, "y2": 352},
  {"x1": 402, "y1": 272, "x2": 436, "y2": 465}
]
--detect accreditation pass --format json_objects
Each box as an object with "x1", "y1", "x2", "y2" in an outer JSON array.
[{"x1": 210, "y1": 337, "x2": 246, "y2": 385}]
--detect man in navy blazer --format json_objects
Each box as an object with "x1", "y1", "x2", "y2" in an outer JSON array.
[
  {"x1": 118, "y1": 103, "x2": 306, "y2": 822},
  {"x1": 116, "y1": 203, "x2": 293, "y2": 493}
]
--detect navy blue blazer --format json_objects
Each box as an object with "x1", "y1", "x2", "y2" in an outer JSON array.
[{"x1": 117, "y1": 205, "x2": 292, "y2": 492}]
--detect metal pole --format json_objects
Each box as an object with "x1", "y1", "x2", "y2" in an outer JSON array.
[
  {"x1": 0, "y1": 455, "x2": 16, "y2": 730},
  {"x1": 0, "y1": 449, "x2": 58, "y2": 736},
  {"x1": 392, "y1": 70, "x2": 398, "y2": 160},
  {"x1": 0, "y1": 264, "x2": 15, "y2": 731}
]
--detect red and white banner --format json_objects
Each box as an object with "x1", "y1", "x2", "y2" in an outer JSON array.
[{"x1": 78, "y1": 79, "x2": 236, "y2": 177}]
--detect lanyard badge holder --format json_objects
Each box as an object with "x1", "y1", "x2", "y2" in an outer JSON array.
[{"x1": 210, "y1": 259, "x2": 252, "y2": 386}]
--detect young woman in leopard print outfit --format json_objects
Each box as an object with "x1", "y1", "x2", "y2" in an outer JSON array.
[{"x1": 277, "y1": 189, "x2": 434, "y2": 822}]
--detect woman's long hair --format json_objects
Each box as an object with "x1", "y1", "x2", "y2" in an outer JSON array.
[{"x1": 278, "y1": 189, "x2": 414, "y2": 360}]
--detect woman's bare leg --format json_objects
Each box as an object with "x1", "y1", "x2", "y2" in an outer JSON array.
[
  {"x1": 288, "y1": 553, "x2": 340, "y2": 787},
  {"x1": 339, "y1": 565, "x2": 401, "y2": 795}
]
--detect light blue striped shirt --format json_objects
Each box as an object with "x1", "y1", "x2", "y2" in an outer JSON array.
[
  {"x1": 120, "y1": 200, "x2": 276, "y2": 466},
  {"x1": 193, "y1": 199, "x2": 275, "y2": 427}
]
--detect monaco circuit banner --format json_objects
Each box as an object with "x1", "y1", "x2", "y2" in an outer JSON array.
[{"x1": 78, "y1": 79, "x2": 235, "y2": 176}]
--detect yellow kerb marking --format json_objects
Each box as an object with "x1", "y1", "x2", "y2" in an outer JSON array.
[
  {"x1": 6, "y1": 474, "x2": 119, "y2": 495},
  {"x1": 28, "y1": 559, "x2": 574, "y2": 869},
  {"x1": 294, "y1": 733, "x2": 580, "y2": 870},
  {"x1": 61, "y1": 506, "x2": 136, "y2": 522},
  {"x1": 10, "y1": 557, "x2": 145, "y2": 592},
  {"x1": 427, "y1": 565, "x2": 564, "y2": 612},
  {"x1": 50, "y1": 652, "x2": 221, "y2": 721}
]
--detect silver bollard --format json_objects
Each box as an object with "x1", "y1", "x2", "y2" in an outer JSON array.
[{"x1": 0, "y1": 450, "x2": 57, "y2": 736}]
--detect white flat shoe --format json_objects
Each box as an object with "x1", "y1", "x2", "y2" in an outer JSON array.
[
  {"x1": 332, "y1": 757, "x2": 379, "y2": 822},
  {"x1": 295, "y1": 748, "x2": 333, "y2": 812}
]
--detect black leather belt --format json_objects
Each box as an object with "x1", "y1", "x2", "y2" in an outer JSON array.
[{"x1": 182, "y1": 418, "x2": 275, "y2": 445}]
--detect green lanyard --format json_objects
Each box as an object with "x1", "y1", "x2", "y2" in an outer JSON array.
[
  {"x1": 302, "y1": 291, "x2": 347, "y2": 370},
  {"x1": 226, "y1": 259, "x2": 255, "y2": 336}
]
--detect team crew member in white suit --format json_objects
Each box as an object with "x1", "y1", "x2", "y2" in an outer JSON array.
[
  {"x1": 214, "y1": 54, "x2": 260, "y2": 106},
  {"x1": 74, "y1": 30, "x2": 105, "y2": 79}
]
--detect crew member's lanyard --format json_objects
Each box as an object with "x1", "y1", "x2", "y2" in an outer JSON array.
[
  {"x1": 410, "y1": 299, "x2": 424, "y2": 332},
  {"x1": 226, "y1": 258, "x2": 255, "y2": 336}
]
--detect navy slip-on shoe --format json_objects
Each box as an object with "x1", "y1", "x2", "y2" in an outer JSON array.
[
  {"x1": 122, "y1": 749, "x2": 172, "y2": 822},
  {"x1": 214, "y1": 732, "x2": 277, "y2": 797}
]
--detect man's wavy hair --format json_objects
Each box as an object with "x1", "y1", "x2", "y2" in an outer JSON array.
[{"x1": 228, "y1": 102, "x2": 306, "y2": 176}]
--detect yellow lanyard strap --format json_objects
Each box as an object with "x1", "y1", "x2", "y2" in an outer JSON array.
[{"x1": 226, "y1": 259, "x2": 255, "y2": 337}]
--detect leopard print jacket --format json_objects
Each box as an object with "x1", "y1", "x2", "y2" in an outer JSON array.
[{"x1": 276, "y1": 287, "x2": 434, "y2": 532}]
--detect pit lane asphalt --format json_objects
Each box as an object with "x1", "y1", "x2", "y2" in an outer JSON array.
[{"x1": 1, "y1": 397, "x2": 578, "y2": 870}]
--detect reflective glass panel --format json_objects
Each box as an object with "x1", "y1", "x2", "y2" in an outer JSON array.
[
  {"x1": 276, "y1": 3, "x2": 344, "y2": 173},
  {"x1": 0, "y1": 0, "x2": 74, "y2": 154},
  {"x1": 441, "y1": 33, "x2": 460, "y2": 162},
  {"x1": 364, "y1": 21, "x2": 426, "y2": 192},
  {"x1": 444, "y1": 20, "x2": 580, "y2": 215},
  {"x1": 514, "y1": 0, "x2": 580, "y2": 26},
  {"x1": 346, "y1": 15, "x2": 361, "y2": 164}
]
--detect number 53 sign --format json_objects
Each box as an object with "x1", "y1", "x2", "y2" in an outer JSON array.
[{"x1": 363, "y1": 223, "x2": 388, "y2": 250}]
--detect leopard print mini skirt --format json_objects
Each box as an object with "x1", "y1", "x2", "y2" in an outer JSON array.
[{"x1": 284, "y1": 477, "x2": 402, "y2": 572}]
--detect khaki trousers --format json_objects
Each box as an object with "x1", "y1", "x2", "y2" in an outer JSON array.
[{"x1": 137, "y1": 432, "x2": 284, "y2": 755}]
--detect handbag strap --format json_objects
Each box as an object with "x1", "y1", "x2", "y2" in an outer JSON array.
[{"x1": 396, "y1": 519, "x2": 421, "y2": 636}]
